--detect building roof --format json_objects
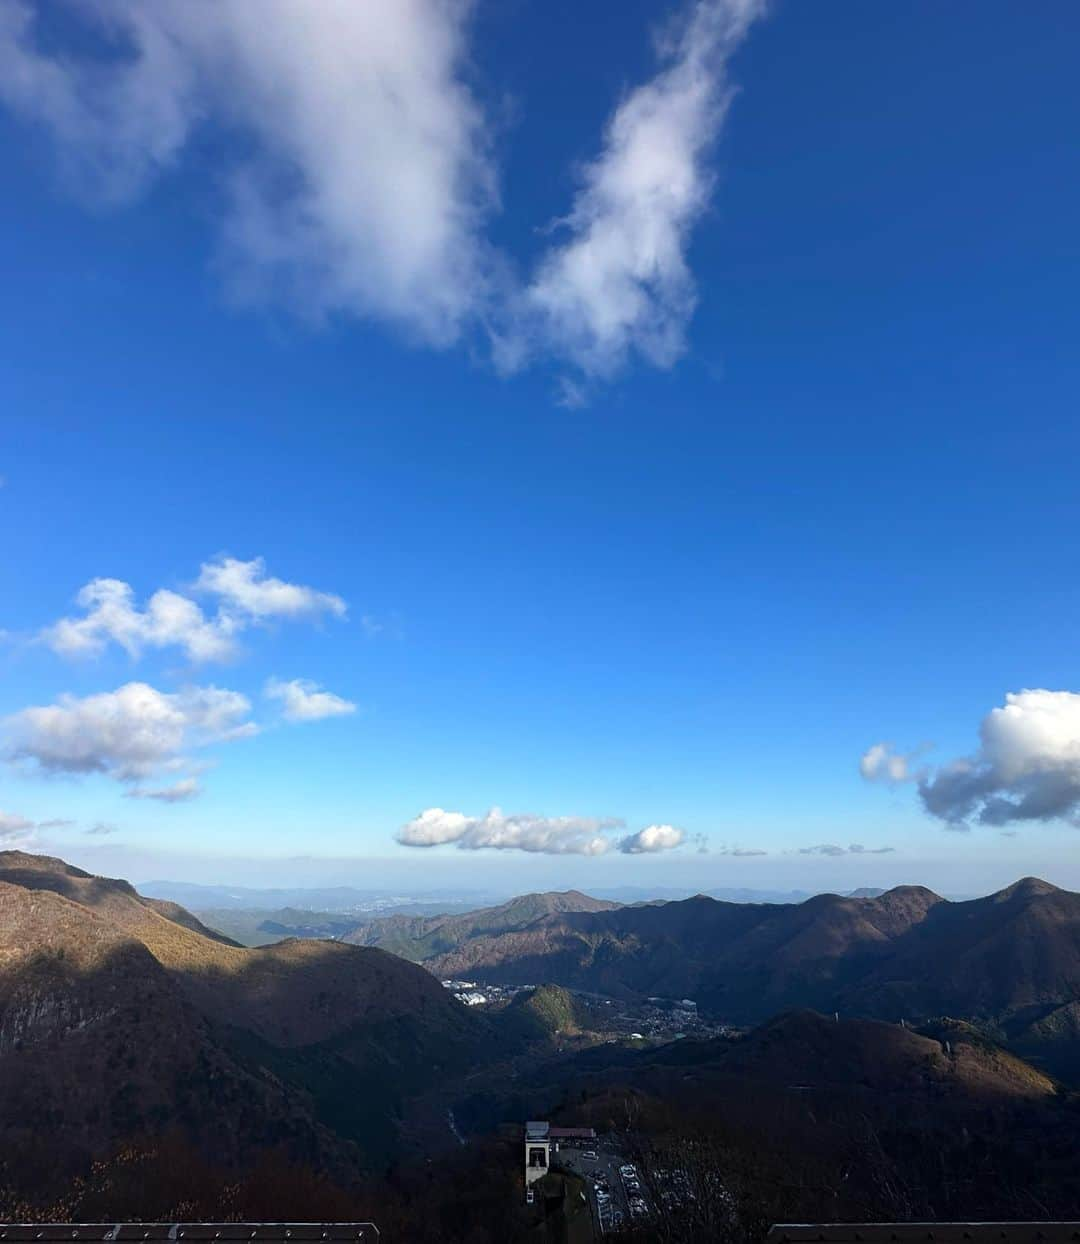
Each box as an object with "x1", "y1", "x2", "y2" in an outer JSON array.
[
  {"x1": 525, "y1": 1120, "x2": 550, "y2": 1140},
  {"x1": 0, "y1": 1227, "x2": 378, "y2": 1241},
  {"x1": 769, "y1": 1226, "x2": 1080, "y2": 1244},
  {"x1": 549, "y1": 1127, "x2": 596, "y2": 1139}
]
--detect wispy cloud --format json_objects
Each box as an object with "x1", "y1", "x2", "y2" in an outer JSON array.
[
  {"x1": 0, "y1": 809, "x2": 75, "y2": 844},
  {"x1": 195, "y1": 557, "x2": 345, "y2": 623},
  {"x1": 40, "y1": 555, "x2": 346, "y2": 663},
  {"x1": 506, "y1": 0, "x2": 765, "y2": 383},
  {"x1": 0, "y1": 0, "x2": 764, "y2": 391},
  {"x1": 859, "y1": 741, "x2": 928, "y2": 785},
  {"x1": 0, "y1": 809, "x2": 35, "y2": 844},
  {"x1": 86, "y1": 821, "x2": 118, "y2": 836},
  {"x1": 265, "y1": 677, "x2": 356, "y2": 723},
  {"x1": 125, "y1": 776, "x2": 202, "y2": 803},
  {"x1": 0, "y1": 0, "x2": 495, "y2": 344},
  {"x1": 798, "y1": 843, "x2": 895, "y2": 856},
  {"x1": 397, "y1": 805, "x2": 690, "y2": 856}
]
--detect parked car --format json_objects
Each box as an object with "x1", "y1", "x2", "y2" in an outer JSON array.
[
  {"x1": 583, "y1": 1150, "x2": 598, "y2": 1161},
  {"x1": 526, "y1": 1188, "x2": 534, "y2": 1205}
]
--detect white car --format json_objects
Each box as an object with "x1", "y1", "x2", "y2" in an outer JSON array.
[
  {"x1": 583, "y1": 1150, "x2": 598, "y2": 1161},
  {"x1": 619, "y1": 1164, "x2": 637, "y2": 1178}
]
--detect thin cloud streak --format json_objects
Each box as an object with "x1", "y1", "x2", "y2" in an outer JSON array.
[{"x1": 507, "y1": 0, "x2": 766, "y2": 381}]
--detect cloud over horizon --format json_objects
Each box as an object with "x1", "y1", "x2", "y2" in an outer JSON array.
[
  {"x1": 0, "y1": 0, "x2": 763, "y2": 388},
  {"x1": 397, "y1": 806, "x2": 690, "y2": 856},
  {"x1": 798, "y1": 843, "x2": 895, "y2": 856}
]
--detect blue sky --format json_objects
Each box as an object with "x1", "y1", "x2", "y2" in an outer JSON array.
[{"x1": 1, "y1": 0, "x2": 1079, "y2": 893}]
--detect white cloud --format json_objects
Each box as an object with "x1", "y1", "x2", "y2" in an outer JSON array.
[
  {"x1": 397, "y1": 807, "x2": 473, "y2": 847},
  {"x1": 86, "y1": 821, "x2": 118, "y2": 835},
  {"x1": 43, "y1": 578, "x2": 238, "y2": 662},
  {"x1": 5, "y1": 681, "x2": 256, "y2": 784},
  {"x1": 910, "y1": 689, "x2": 1080, "y2": 828},
  {"x1": 398, "y1": 806, "x2": 620, "y2": 855},
  {"x1": 397, "y1": 806, "x2": 688, "y2": 856},
  {"x1": 265, "y1": 677, "x2": 356, "y2": 722},
  {"x1": 507, "y1": 0, "x2": 765, "y2": 380},
  {"x1": 0, "y1": 0, "x2": 763, "y2": 388},
  {"x1": 125, "y1": 776, "x2": 202, "y2": 803},
  {"x1": 0, "y1": 0, "x2": 495, "y2": 344},
  {"x1": 40, "y1": 556, "x2": 345, "y2": 663},
  {"x1": 195, "y1": 556, "x2": 346, "y2": 622},
  {"x1": 617, "y1": 823, "x2": 685, "y2": 854}
]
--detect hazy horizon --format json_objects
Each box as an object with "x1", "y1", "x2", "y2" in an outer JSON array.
[{"x1": 24, "y1": 837, "x2": 1075, "y2": 904}]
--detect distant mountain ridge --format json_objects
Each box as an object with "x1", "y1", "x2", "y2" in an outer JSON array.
[
  {"x1": 138, "y1": 878, "x2": 501, "y2": 914},
  {"x1": 416, "y1": 876, "x2": 1080, "y2": 1071},
  {"x1": 341, "y1": 889, "x2": 621, "y2": 962}
]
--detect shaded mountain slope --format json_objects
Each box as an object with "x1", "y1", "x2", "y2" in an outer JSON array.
[
  {"x1": 0, "y1": 851, "x2": 495, "y2": 1193},
  {"x1": 454, "y1": 1008, "x2": 1060, "y2": 1159},
  {"x1": 699, "y1": 1010, "x2": 1056, "y2": 1100},
  {"x1": 0, "y1": 851, "x2": 473, "y2": 1048},
  {"x1": 0, "y1": 880, "x2": 353, "y2": 1195}
]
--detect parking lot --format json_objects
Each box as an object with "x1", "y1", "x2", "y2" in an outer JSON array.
[{"x1": 554, "y1": 1138, "x2": 650, "y2": 1235}]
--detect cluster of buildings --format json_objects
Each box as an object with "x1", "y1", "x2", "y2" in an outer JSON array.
[{"x1": 440, "y1": 979, "x2": 531, "y2": 1007}]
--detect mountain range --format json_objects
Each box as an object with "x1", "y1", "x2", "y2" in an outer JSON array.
[
  {"x1": 5, "y1": 851, "x2": 1080, "y2": 1233},
  {"x1": 390, "y1": 877, "x2": 1080, "y2": 1074}
]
